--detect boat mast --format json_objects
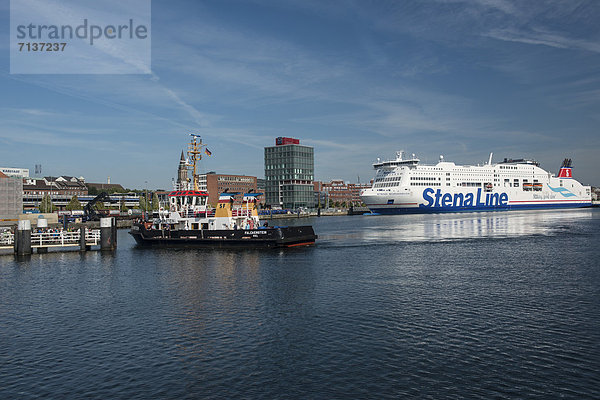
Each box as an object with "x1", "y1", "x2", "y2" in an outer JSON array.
[{"x1": 187, "y1": 134, "x2": 205, "y2": 191}]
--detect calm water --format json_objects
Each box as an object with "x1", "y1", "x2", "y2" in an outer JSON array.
[{"x1": 1, "y1": 209, "x2": 599, "y2": 399}]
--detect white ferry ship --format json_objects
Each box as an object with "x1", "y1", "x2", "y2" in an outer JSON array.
[{"x1": 360, "y1": 151, "x2": 592, "y2": 214}]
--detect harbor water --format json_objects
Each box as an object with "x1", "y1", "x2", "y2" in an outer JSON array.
[{"x1": 1, "y1": 209, "x2": 599, "y2": 399}]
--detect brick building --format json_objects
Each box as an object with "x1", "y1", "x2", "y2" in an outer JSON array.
[
  {"x1": 314, "y1": 180, "x2": 372, "y2": 206},
  {"x1": 204, "y1": 173, "x2": 260, "y2": 206}
]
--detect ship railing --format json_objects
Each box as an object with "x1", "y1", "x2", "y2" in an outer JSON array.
[
  {"x1": 183, "y1": 209, "x2": 215, "y2": 218},
  {"x1": 231, "y1": 209, "x2": 254, "y2": 217}
]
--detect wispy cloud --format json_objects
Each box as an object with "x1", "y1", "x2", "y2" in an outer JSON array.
[
  {"x1": 1, "y1": 1, "x2": 599, "y2": 186},
  {"x1": 486, "y1": 28, "x2": 600, "y2": 53}
]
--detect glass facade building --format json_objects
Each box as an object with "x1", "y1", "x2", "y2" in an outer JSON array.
[{"x1": 264, "y1": 138, "x2": 314, "y2": 209}]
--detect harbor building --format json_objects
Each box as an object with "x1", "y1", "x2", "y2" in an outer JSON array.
[
  {"x1": 86, "y1": 182, "x2": 125, "y2": 193},
  {"x1": 257, "y1": 178, "x2": 265, "y2": 194},
  {"x1": 0, "y1": 167, "x2": 29, "y2": 178},
  {"x1": 21, "y1": 176, "x2": 139, "y2": 210},
  {"x1": 22, "y1": 176, "x2": 88, "y2": 209},
  {"x1": 264, "y1": 137, "x2": 314, "y2": 209},
  {"x1": 203, "y1": 172, "x2": 259, "y2": 206},
  {"x1": 314, "y1": 180, "x2": 372, "y2": 207},
  {"x1": 0, "y1": 171, "x2": 23, "y2": 224}
]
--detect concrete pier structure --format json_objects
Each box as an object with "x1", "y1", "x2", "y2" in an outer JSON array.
[{"x1": 100, "y1": 217, "x2": 117, "y2": 251}]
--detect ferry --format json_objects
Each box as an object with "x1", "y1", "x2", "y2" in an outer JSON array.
[
  {"x1": 129, "y1": 135, "x2": 317, "y2": 247},
  {"x1": 360, "y1": 151, "x2": 592, "y2": 214}
]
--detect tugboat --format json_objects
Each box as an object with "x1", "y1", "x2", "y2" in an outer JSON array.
[{"x1": 129, "y1": 135, "x2": 317, "y2": 248}]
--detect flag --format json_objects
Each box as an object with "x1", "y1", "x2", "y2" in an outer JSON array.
[{"x1": 205, "y1": 148, "x2": 212, "y2": 156}]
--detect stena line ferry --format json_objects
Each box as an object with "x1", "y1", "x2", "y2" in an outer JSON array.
[{"x1": 360, "y1": 151, "x2": 592, "y2": 214}]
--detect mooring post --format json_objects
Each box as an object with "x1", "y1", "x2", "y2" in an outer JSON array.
[
  {"x1": 100, "y1": 217, "x2": 115, "y2": 251},
  {"x1": 36, "y1": 217, "x2": 48, "y2": 253},
  {"x1": 15, "y1": 220, "x2": 32, "y2": 256},
  {"x1": 111, "y1": 217, "x2": 117, "y2": 249},
  {"x1": 79, "y1": 226, "x2": 87, "y2": 251}
]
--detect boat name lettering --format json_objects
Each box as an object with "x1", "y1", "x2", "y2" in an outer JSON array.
[
  {"x1": 420, "y1": 188, "x2": 508, "y2": 209},
  {"x1": 244, "y1": 230, "x2": 267, "y2": 235}
]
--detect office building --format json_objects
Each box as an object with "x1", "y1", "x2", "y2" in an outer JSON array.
[
  {"x1": 204, "y1": 173, "x2": 258, "y2": 206},
  {"x1": 264, "y1": 137, "x2": 314, "y2": 209}
]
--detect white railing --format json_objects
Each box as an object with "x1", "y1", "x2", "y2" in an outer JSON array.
[
  {"x1": 31, "y1": 231, "x2": 78, "y2": 247},
  {"x1": 29, "y1": 229, "x2": 101, "y2": 247},
  {"x1": 85, "y1": 229, "x2": 101, "y2": 245},
  {"x1": 0, "y1": 232, "x2": 14, "y2": 247},
  {"x1": 0, "y1": 229, "x2": 101, "y2": 249}
]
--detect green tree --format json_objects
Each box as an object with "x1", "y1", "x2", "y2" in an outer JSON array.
[
  {"x1": 87, "y1": 186, "x2": 98, "y2": 195},
  {"x1": 66, "y1": 195, "x2": 83, "y2": 211},
  {"x1": 152, "y1": 193, "x2": 160, "y2": 211},
  {"x1": 139, "y1": 195, "x2": 148, "y2": 211},
  {"x1": 40, "y1": 194, "x2": 56, "y2": 213},
  {"x1": 120, "y1": 199, "x2": 128, "y2": 212}
]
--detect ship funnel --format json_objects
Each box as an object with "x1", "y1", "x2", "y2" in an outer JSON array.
[
  {"x1": 557, "y1": 158, "x2": 573, "y2": 178},
  {"x1": 215, "y1": 193, "x2": 235, "y2": 217}
]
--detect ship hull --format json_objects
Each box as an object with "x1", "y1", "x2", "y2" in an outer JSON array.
[
  {"x1": 362, "y1": 186, "x2": 592, "y2": 215},
  {"x1": 367, "y1": 201, "x2": 592, "y2": 215},
  {"x1": 129, "y1": 223, "x2": 317, "y2": 248}
]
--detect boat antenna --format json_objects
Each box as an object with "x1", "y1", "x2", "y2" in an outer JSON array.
[{"x1": 488, "y1": 152, "x2": 493, "y2": 165}]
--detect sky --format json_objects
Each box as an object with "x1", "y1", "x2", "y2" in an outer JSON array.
[{"x1": 1, "y1": 0, "x2": 599, "y2": 189}]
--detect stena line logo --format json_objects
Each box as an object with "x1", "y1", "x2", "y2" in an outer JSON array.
[{"x1": 420, "y1": 188, "x2": 508, "y2": 209}]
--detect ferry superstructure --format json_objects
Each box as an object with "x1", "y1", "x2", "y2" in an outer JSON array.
[{"x1": 360, "y1": 151, "x2": 592, "y2": 214}]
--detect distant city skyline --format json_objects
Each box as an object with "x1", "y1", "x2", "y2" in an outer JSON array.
[{"x1": 1, "y1": 0, "x2": 599, "y2": 189}]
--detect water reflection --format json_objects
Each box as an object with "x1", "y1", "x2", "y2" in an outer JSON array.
[{"x1": 317, "y1": 209, "x2": 595, "y2": 245}]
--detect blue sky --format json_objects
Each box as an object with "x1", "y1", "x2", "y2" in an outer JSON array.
[{"x1": 1, "y1": 0, "x2": 599, "y2": 189}]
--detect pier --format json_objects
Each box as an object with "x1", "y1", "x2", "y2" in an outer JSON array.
[{"x1": 1, "y1": 217, "x2": 117, "y2": 255}]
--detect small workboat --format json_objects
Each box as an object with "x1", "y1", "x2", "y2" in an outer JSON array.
[{"x1": 129, "y1": 135, "x2": 317, "y2": 248}]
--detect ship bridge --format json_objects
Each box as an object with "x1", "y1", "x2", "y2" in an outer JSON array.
[
  {"x1": 498, "y1": 158, "x2": 540, "y2": 167},
  {"x1": 373, "y1": 151, "x2": 419, "y2": 169}
]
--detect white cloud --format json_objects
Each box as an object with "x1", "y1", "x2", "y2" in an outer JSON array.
[{"x1": 486, "y1": 28, "x2": 600, "y2": 54}]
